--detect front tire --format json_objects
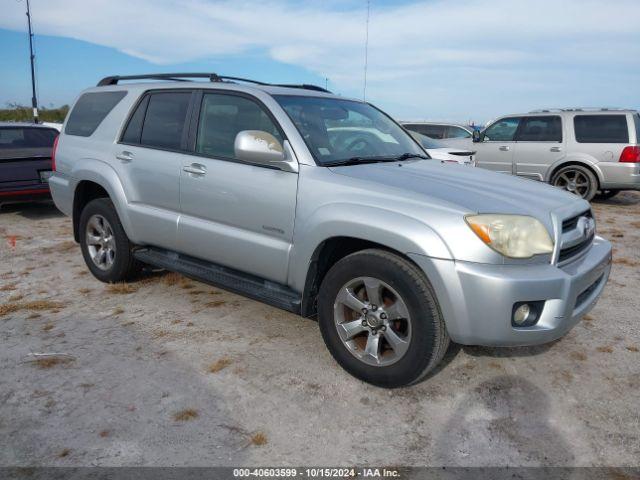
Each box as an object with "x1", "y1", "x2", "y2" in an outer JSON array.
[
  {"x1": 318, "y1": 249, "x2": 449, "y2": 388},
  {"x1": 79, "y1": 198, "x2": 141, "y2": 283},
  {"x1": 551, "y1": 165, "x2": 598, "y2": 201}
]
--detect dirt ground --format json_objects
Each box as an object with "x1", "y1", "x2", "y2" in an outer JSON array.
[{"x1": 0, "y1": 193, "x2": 639, "y2": 467}]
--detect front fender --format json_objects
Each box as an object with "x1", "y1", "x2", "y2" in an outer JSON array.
[{"x1": 287, "y1": 202, "x2": 453, "y2": 292}]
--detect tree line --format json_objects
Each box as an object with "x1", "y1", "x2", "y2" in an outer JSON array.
[{"x1": 0, "y1": 103, "x2": 69, "y2": 123}]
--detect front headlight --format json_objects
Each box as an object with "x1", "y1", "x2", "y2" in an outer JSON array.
[{"x1": 465, "y1": 214, "x2": 554, "y2": 259}]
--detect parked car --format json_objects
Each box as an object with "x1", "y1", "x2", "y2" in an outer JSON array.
[
  {"x1": 49, "y1": 73, "x2": 612, "y2": 387},
  {"x1": 401, "y1": 121, "x2": 474, "y2": 148},
  {"x1": 472, "y1": 109, "x2": 640, "y2": 201},
  {"x1": 0, "y1": 122, "x2": 58, "y2": 207},
  {"x1": 409, "y1": 131, "x2": 476, "y2": 165}
]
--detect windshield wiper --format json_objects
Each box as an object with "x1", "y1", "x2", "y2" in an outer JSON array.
[
  {"x1": 323, "y1": 156, "x2": 398, "y2": 167},
  {"x1": 323, "y1": 153, "x2": 428, "y2": 167},
  {"x1": 394, "y1": 152, "x2": 430, "y2": 161}
]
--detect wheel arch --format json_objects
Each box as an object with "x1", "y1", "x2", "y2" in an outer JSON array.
[{"x1": 546, "y1": 157, "x2": 603, "y2": 188}]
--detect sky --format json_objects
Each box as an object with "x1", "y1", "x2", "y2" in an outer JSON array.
[{"x1": 1, "y1": 0, "x2": 639, "y2": 124}]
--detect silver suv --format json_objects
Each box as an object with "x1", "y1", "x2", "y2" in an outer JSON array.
[
  {"x1": 49, "y1": 74, "x2": 612, "y2": 387},
  {"x1": 472, "y1": 109, "x2": 640, "y2": 201}
]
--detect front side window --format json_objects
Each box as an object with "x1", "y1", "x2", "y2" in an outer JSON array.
[
  {"x1": 446, "y1": 126, "x2": 472, "y2": 139},
  {"x1": 139, "y1": 92, "x2": 191, "y2": 150},
  {"x1": 516, "y1": 116, "x2": 562, "y2": 142},
  {"x1": 65, "y1": 91, "x2": 127, "y2": 137},
  {"x1": 574, "y1": 115, "x2": 629, "y2": 143},
  {"x1": 483, "y1": 117, "x2": 521, "y2": 142},
  {"x1": 196, "y1": 93, "x2": 283, "y2": 159},
  {"x1": 275, "y1": 96, "x2": 424, "y2": 165}
]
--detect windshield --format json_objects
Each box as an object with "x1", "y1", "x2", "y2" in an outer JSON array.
[{"x1": 274, "y1": 95, "x2": 425, "y2": 165}]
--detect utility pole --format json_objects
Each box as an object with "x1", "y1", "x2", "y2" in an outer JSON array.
[
  {"x1": 363, "y1": 0, "x2": 370, "y2": 101},
  {"x1": 25, "y1": 0, "x2": 39, "y2": 123}
]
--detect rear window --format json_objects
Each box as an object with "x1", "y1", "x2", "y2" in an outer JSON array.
[
  {"x1": 574, "y1": 115, "x2": 629, "y2": 143},
  {"x1": 0, "y1": 127, "x2": 58, "y2": 149},
  {"x1": 65, "y1": 91, "x2": 127, "y2": 137},
  {"x1": 404, "y1": 124, "x2": 446, "y2": 139}
]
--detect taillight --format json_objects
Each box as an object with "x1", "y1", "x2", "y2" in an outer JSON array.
[
  {"x1": 619, "y1": 146, "x2": 640, "y2": 163},
  {"x1": 51, "y1": 135, "x2": 59, "y2": 171}
]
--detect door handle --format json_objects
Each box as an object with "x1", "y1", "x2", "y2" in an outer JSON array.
[
  {"x1": 183, "y1": 164, "x2": 207, "y2": 176},
  {"x1": 116, "y1": 151, "x2": 134, "y2": 162},
  {"x1": 550, "y1": 146, "x2": 562, "y2": 152},
  {"x1": 498, "y1": 146, "x2": 510, "y2": 151}
]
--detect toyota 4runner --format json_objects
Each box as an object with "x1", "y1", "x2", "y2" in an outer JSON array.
[{"x1": 48, "y1": 73, "x2": 612, "y2": 387}]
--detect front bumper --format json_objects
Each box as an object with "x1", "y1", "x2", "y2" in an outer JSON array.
[{"x1": 410, "y1": 236, "x2": 612, "y2": 346}]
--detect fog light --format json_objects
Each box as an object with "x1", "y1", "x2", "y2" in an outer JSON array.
[{"x1": 513, "y1": 304, "x2": 531, "y2": 325}]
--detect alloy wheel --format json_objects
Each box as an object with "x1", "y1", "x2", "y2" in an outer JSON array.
[
  {"x1": 333, "y1": 276, "x2": 411, "y2": 367},
  {"x1": 85, "y1": 214, "x2": 116, "y2": 271}
]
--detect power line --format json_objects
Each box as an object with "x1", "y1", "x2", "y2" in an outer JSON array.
[{"x1": 363, "y1": 0, "x2": 370, "y2": 101}]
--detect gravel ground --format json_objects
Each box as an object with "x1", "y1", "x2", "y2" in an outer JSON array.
[{"x1": 0, "y1": 193, "x2": 639, "y2": 467}]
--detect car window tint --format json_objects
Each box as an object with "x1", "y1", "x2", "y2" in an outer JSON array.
[
  {"x1": 446, "y1": 126, "x2": 471, "y2": 139},
  {"x1": 0, "y1": 128, "x2": 57, "y2": 148},
  {"x1": 121, "y1": 96, "x2": 149, "y2": 144},
  {"x1": 140, "y1": 92, "x2": 190, "y2": 150},
  {"x1": 517, "y1": 116, "x2": 562, "y2": 142},
  {"x1": 483, "y1": 117, "x2": 521, "y2": 141},
  {"x1": 196, "y1": 93, "x2": 283, "y2": 159},
  {"x1": 574, "y1": 115, "x2": 629, "y2": 143},
  {"x1": 65, "y1": 91, "x2": 127, "y2": 137},
  {"x1": 634, "y1": 114, "x2": 640, "y2": 143}
]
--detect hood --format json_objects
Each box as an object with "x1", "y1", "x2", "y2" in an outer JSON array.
[{"x1": 329, "y1": 160, "x2": 588, "y2": 227}]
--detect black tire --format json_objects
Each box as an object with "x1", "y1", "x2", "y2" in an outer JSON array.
[
  {"x1": 79, "y1": 198, "x2": 142, "y2": 283},
  {"x1": 595, "y1": 189, "x2": 620, "y2": 201},
  {"x1": 551, "y1": 165, "x2": 598, "y2": 201},
  {"x1": 318, "y1": 249, "x2": 449, "y2": 388}
]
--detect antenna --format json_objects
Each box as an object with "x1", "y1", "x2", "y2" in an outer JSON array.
[
  {"x1": 363, "y1": 0, "x2": 370, "y2": 101},
  {"x1": 25, "y1": 0, "x2": 39, "y2": 123}
]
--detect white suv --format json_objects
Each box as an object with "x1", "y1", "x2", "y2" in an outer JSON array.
[{"x1": 472, "y1": 109, "x2": 640, "y2": 200}]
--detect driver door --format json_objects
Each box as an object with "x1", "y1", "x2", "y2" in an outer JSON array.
[
  {"x1": 177, "y1": 92, "x2": 298, "y2": 283},
  {"x1": 474, "y1": 117, "x2": 521, "y2": 174}
]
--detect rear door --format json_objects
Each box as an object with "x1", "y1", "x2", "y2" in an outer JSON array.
[
  {"x1": 0, "y1": 127, "x2": 57, "y2": 190},
  {"x1": 474, "y1": 117, "x2": 521, "y2": 174},
  {"x1": 177, "y1": 91, "x2": 298, "y2": 283},
  {"x1": 513, "y1": 115, "x2": 564, "y2": 181},
  {"x1": 115, "y1": 90, "x2": 193, "y2": 250}
]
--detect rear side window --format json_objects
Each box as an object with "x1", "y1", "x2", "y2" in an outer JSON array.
[
  {"x1": 517, "y1": 116, "x2": 562, "y2": 142},
  {"x1": 634, "y1": 114, "x2": 640, "y2": 143},
  {"x1": 65, "y1": 91, "x2": 127, "y2": 137},
  {"x1": 139, "y1": 92, "x2": 191, "y2": 150},
  {"x1": 574, "y1": 115, "x2": 629, "y2": 143},
  {"x1": 196, "y1": 93, "x2": 283, "y2": 159},
  {"x1": 0, "y1": 128, "x2": 57, "y2": 148}
]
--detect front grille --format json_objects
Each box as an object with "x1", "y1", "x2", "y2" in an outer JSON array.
[
  {"x1": 562, "y1": 210, "x2": 592, "y2": 232},
  {"x1": 558, "y1": 209, "x2": 594, "y2": 263},
  {"x1": 559, "y1": 235, "x2": 594, "y2": 263}
]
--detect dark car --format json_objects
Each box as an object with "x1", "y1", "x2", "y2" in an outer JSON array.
[{"x1": 0, "y1": 122, "x2": 59, "y2": 207}]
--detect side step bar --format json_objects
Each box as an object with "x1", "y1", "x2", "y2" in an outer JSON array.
[{"x1": 133, "y1": 247, "x2": 302, "y2": 314}]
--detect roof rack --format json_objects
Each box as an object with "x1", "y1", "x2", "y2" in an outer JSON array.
[
  {"x1": 529, "y1": 107, "x2": 630, "y2": 113},
  {"x1": 96, "y1": 73, "x2": 332, "y2": 93}
]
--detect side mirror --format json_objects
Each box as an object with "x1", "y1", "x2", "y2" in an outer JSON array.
[
  {"x1": 234, "y1": 130, "x2": 285, "y2": 166},
  {"x1": 472, "y1": 130, "x2": 482, "y2": 143}
]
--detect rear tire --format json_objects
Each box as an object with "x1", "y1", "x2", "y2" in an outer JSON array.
[
  {"x1": 318, "y1": 249, "x2": 449, "y2": 388},
  {"x1": 595, "y1": 189, "x2": 620, "y2": 201},
  {"x1": 79, "y1": 198, "x2": 142, "y2": 283},
  {"x1": 551, "y1": 165, "x2": 598, "y2": 201}
]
